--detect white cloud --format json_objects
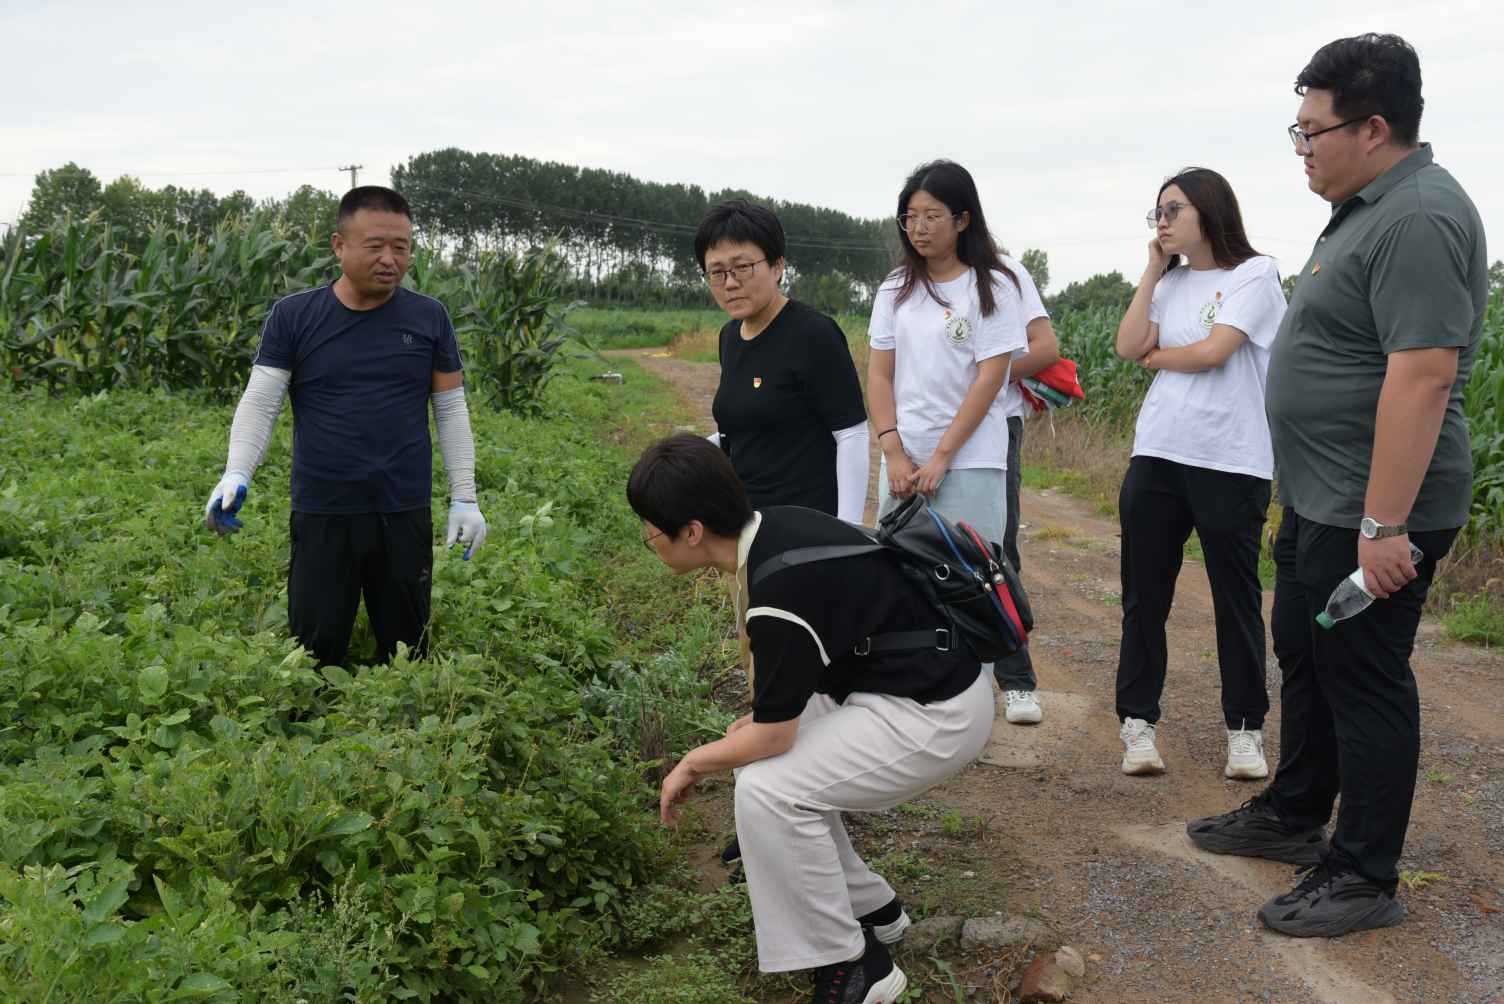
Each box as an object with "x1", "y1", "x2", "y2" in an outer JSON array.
[{"x1": 2, "y1": 0, "x2": 1499, "y2": 288}]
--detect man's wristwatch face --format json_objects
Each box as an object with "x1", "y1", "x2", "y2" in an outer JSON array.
[{"x1": 1360, "y1": 517, "x2": 1406, "y2": 539}]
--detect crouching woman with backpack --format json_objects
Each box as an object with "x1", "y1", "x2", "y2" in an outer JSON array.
[{"x1": 630, "y1": 434, "x2": 996, "y2": 1004}]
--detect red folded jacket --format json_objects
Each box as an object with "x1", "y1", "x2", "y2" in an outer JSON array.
[{"x1": 1019, "y1": 357, "x2": 1086, "y2": 413}]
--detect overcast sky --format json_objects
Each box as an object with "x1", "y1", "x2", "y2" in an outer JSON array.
[{"x1": 3, "y1": 0, "x2": 1499, "y2": 289}]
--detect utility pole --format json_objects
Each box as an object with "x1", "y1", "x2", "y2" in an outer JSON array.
[{"x1": 337, "y1": 164, "x2": 363, "y2": 190}]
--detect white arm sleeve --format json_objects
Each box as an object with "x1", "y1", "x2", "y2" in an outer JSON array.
[
  {"x1": 224, "y1": 365, "x2": 290, "y2": 479},
  {"x1": 432, "y1": 386, "x2": 477, "y2": 503},
  {"x1": 832, "y1": 422, "x2": 870, "y2": 524}
]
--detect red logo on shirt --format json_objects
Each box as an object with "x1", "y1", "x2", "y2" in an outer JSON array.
[{"x1": 752, "y1": 377, "x2": 762, "y2": 389}]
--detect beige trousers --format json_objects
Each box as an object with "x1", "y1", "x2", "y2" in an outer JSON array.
[{"x1": 735, "y1": 669, "x2": 995, "y2": 971}]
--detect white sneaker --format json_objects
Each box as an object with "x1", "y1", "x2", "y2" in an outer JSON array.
[
  {"x1": 1120, "y1": 717, "x2": 1166, "y2": 775},
  {"x1": 1225, "y1": 726, "x2": 1269, "y2": 779},
  {"x1": 1003, "y1": 689, "x2": 1043, "y2": 724}
]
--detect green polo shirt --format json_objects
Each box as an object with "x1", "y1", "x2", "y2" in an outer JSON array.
[{"x1": 1265, "y1": 144, "x2": 1489, "y2": 531}]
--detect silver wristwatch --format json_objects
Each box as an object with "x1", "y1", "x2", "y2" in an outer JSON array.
[{"x1": 1359, "y1": 516, "x2": 1407, "y2": 540}]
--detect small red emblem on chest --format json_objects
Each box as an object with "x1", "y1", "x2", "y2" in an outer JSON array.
[{"x1": 753, "y1": 377, "x2": 762, "y2": 389}]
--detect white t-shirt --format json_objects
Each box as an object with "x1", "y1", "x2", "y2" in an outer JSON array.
[
  {"x1": 998, "y1": 256, "x2": 1050, "y2": 420},
  {"x1": 1132, "y1": 255, "x2": 1287, "y2": 478},
  {"x1": 869, "y1": 267, "x2": 1029, "y2": 471}
]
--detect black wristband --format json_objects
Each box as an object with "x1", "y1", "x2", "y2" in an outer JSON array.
[{"x1": 876, "y1": 427, "x2": 897, "y2": 439}]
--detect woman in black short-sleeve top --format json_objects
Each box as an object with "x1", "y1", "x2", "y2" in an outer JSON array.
[{"x1": 697, "y1": 201, "x2": 869, "y2": 523}]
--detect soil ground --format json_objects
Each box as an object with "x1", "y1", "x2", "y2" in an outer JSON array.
[{"x1": 608, "y1": 348, "x2": 1504, "y2": 1004}]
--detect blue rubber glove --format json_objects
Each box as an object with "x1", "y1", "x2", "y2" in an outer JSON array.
[{"x1": 204, "y1": 473, "x2": 249, "y2": 535}]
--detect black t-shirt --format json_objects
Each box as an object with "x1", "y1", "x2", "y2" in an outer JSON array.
[
  {"x1": 744, "y1": 506, "x2": 982, "y2": 723},
  {"x1": 712, "y1": 300, "x2": 866, "y2": 514},
  {"x1": 253, "y1": 285, "x2": 463, "y2": 514}
]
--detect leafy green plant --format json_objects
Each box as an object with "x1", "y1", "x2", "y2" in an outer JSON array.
[
  {"x1": 1444, "y1": 594, "x2": 1504, "y2": 646},
  {"x1": 0, "y1": 359, "x2": 733, "y2": 1001},
  {"x1": 429, "y1": 246, "x2": 586, "y2": 416},
  {"x1": 1, "y1": 215, "x2": 591, "y2": 417}
]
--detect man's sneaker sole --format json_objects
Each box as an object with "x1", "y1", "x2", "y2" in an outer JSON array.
[
  {"x1": 1186, "y1": 822, "x2": 1326, "y2": 865},
  {"x1": 1258, "y1": 892, "x2": 1405, "y2": 938},
  {"x1": 1122, "y1": 754, "x2": 1165, "y2": 776},
  {"x1": 1225, "y1": 758, "x2": 1270, "y2": 780},
  {"x1": 859, "y1": 965, "x2": 907, "y2": 1004},
  {"x1": 870, "y1": 910, "x2": 911, "y2": 945},
  {"x1": 1005, "y1": 706, "x2": 1043, "y2": 725}
]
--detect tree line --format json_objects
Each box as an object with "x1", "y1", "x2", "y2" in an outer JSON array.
[
  {"x1": 40, "y1": 155, "x2": 1495, "y2": 318},
  {"x1": 16, "y1": 163, "x2": 341, "y2": 253}
]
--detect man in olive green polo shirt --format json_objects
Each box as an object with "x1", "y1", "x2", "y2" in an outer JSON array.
[{"x1": 1185, "y1": 33, "x2": 1488, "y2": 938}]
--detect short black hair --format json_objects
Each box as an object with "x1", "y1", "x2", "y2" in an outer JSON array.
[
  {"x1": 337, "y1": 186, "x2": 412, "y2": 231},
  {"x1": 627, "y1": 434, "x2": 753, "y2": 539},
  {"x1": 1295, "y1": 33, "x2": 1423, "y2": 146},
  {"x1": 693, "y1": 200, "x2": 785, "y2": 270}
]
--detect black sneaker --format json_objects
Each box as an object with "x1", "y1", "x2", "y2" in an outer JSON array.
[
  {"x1": 855, "y1": 897, "x2": 911, "y2": 945},
  {"x1": 720, "y1": 836, "x2": 741, "y2": 863},
  {"x1": 1186, "y1": 792, "x2": 1327, "y2": 865},
  {"x1": 1258, "y1": 859, "x2": 1405, "y2": 937},
  {"x1": 809, "y1": 930, "x2": 907, "y2": 1004}
]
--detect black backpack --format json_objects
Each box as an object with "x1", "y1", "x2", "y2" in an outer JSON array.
[{"x1": 749, "y1": 494, "x2": 1033, "y2": 662}]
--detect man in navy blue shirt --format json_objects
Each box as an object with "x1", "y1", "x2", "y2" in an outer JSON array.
[{"x1": 203, "y1": 186, "x2": 486, "y2": 666}]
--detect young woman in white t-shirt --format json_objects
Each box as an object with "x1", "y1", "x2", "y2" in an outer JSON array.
[
  {"x1": 868, "y1": 159, "x2": 1028, "y2": 689},
  {"x1": 1112, "y1": 167, "x2": 1288, "y2": 781}
]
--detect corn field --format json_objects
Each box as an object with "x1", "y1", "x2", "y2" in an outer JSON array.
[
  {"x1": 0, "y1": 214, "x2": 579, "y2": 413},
  {"x1": 1462, "y1": 290, "x2": 1504, "y2": 537},
  {"x1": 1053, "y1": 291, "x2": 1504, "y2": 536}
]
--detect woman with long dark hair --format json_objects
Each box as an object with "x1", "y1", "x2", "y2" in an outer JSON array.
[
  {"x1": 1112, "y1": 167, "x2": 1288, "y2": 780},
  {"x1": 867, "y1": 159, "x2": 1029, "y2": 707}
]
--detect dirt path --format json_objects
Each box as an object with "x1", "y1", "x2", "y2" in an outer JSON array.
[{"x1": 612, "y1": 348, "x2": 1504, "y2": 1004}]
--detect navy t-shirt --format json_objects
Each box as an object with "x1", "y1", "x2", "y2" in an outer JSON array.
[{"x1": 253, "y1": 285, "x2": 463, "y2": 514}]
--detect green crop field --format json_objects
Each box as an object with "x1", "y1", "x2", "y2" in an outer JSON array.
[
  {"x1": 2, "y1": 206, "x2": 1500, "y2": 999},
  {"x1": 0, "y1": 356, "x2": 753, "y2": 1002}
]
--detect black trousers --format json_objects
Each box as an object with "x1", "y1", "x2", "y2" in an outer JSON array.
[
  {"x1": 1266, "y1": 509, "x2": 1457, "y2": 890},
  {"x1": 995, "y1": 415, "x2": 1037, "y2": 690},
  {"x1": 287, "y1": 508, "x2": 433, "y2": 667},
  {"x1": 1115, "y1": 456, "x2": 1271, "y2": 729}
]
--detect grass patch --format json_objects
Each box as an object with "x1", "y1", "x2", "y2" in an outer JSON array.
[
  {"x1": 1443, "y1": 595, "x2": 1504, "y2": 646},
  {"x1": 568, "y1": 306, "x2": 726, "y2": 349},
  {"x1": 1033, "y1": 524, "x2": 1075, "y2": 542}
]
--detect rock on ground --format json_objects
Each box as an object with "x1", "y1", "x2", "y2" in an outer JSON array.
[
  {"x1": 905, "y1": 915, "x2": 964, "y2": 953},
  {"x1": 960, "y1": 915, "x2": 1059, "y2": 952},
  {"x1": 1019, "y1": 951, "x2": 1075, "y2": 1002}
]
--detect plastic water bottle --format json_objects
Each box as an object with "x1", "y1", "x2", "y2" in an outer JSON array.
[{"x1": 1315, "y1": 544, "x2": 1425, "y2": 629}]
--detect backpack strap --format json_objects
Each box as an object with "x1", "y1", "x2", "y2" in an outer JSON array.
[
  {"x1": 853, "y1": 627, "x2": 954, "y2": 655},
  {"x1": 749, "y1": 542, "x2": 957, "y2": 658},
  {"x1": 748, "y1": 543, "x2": 884, "y2": 589}
]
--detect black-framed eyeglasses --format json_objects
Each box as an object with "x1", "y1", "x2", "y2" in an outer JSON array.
[
  {"x1": 703, "y1": 260, "x2": 768, "y2": 287},
  {"x1": 1145, "y1": 201, "x2": 1191, "y2": 229},
  {"x1": 897, "y1": 211, "x2": 960, "y2": 234},
  {"x1": 641, "y1": 528, "x2": 665, "y2": 550},
  {"x1": 1288, "y1": 116, "x2": 1370, "y2": 151}
]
